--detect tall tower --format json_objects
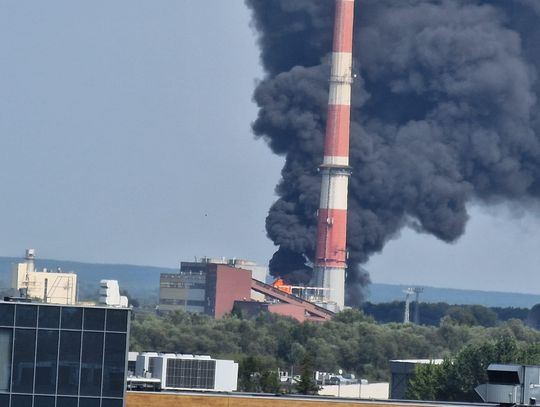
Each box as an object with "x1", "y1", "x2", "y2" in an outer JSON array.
[{"x1": 312, "y1": 0, "x2": 355, "y2": 311}]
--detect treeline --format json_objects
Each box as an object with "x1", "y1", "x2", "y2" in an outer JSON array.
[
  {"x1": 407, "y1": 337, "x2": 540, "y2": 402},
  {"x1": 130, "y1": 309, "x2": 540, "y2": 391},
  {"x1": 362, "y1": 301, "x2": 530, "y2": 326}
]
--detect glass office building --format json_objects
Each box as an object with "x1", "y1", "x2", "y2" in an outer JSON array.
[{"x1": 0, "y1": 301, "x2": 130, "y2": 407}]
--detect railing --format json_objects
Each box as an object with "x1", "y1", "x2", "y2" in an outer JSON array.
[{"x1": 251, "y1": 279, "x2": 334, "y2": 320}]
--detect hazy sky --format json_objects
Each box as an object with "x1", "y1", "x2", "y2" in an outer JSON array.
[{"x1": 2, "y1": 1, "x2": 540, "y2": 294}]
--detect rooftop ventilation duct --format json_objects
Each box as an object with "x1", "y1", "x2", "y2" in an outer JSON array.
[{"x1": 476, "y1": 364, "x2": 540, "y2": 405}]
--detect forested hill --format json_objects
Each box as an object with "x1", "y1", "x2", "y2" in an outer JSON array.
[
  {"x1": 367, "y1": 283, "x2": 540, "y2": 308},
  {"x1": 1, "y1": 255, "x2": 540, "y2": 307}
]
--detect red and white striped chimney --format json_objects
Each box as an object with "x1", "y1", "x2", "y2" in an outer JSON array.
[{"x1": 312, "y1": 0, "x2": 355, "y2": 311}]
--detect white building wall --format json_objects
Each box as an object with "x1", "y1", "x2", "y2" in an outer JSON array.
[
  {"x1": 214, "y1": 359, "x2": 238, "y2": 392},
  {"x1": 11, "y1": 263, "x2": 77, "y2": 305},
  {"x1": 133, "y1": 353, "x2": 238, "y2": 392}
]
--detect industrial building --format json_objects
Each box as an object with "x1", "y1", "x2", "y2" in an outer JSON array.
[
  {"x1": 131, "y1": 352, "x2": 238, "y2": 392},
  {"x1": 232, "y1": 299, "x2": 329, "y2": 323},
  {"x1": 159, "y1": 257, "x2": 334, "y2": 322},
  {"x1": 0, "y1": 300, "x2": 130, "y2": 407},
  {"x1": 159, "y1": 260, "x2": 252, "y2": 318},
  {"x1": 158, "y1": 257, "x2": 268, "y2": 316},
  {"x1": 11, "y1": 249, "x2": 77, "y2": 305}
]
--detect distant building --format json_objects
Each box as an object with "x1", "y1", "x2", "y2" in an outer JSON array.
[
  {"x1": 233, "y1": 300, "x2": 313, "y2": 322},
  {"x1": 0, "y1": 299, "x2": 130, "y2": 407},
  {"x1": 158, "y1": 257, "x2": 335, "y2": 322},
  {"x1": 10, "y1": 249, "x2": 77, "y2": 305},
  {"x1": 226, "y1": 258, "x2": 268, "y2": 301},
  {"x1": 99, "y1": 280, "x2": 128, "y2": 308},
  {"x1": 131, "y1": 352, "x2": 238, "y2": 392},
  {"x1": 159, "y1": 260, "x2": 252, "y2": 318}
]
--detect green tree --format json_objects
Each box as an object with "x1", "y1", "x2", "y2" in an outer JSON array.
[
  {"x1": 407, "y1": 337, "x2": 530, "y2": 402},
  {"x1": 445, "y1": 307, "x2": 477, "y2": 326},
  {"x1": 128, "y1": 306, "x2": 540, "y2": 388},
  {"x1": 238, "y1": 355, "x2": 281, "y2": 393},
  {"x1": 469, "y1": 305, "x2": 498, "y2": 327},
  {"x1": 406, "y1": 361, "x2": 446, "y2": 400},
  {"x1": 259, "y1": 371, "x2": 282, "y2": 393},
  {"x1": 296, "y1": 353, "x2": 320, "y2": 395}
]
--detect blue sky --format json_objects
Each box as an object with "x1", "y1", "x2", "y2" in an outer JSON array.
[{"x1": 2, "y1": 1, "x2": 540, "y2": 294}]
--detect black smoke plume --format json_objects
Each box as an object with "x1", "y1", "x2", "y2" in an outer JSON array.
[{"x1": 246, "y1": 0, "x2": 540, "y2": 306}]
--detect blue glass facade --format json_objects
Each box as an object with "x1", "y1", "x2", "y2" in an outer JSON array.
[{"x1": 0, "y1": 302, "x2": 130, "y2": 407}]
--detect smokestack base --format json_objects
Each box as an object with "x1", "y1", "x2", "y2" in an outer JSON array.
[{"x1": 312, "y1": 266, "x2": 345, "y2": 311}]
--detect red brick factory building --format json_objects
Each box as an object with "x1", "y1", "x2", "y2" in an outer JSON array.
[{"x1": 158, "y1": 258, "x2": 333, "y2": 322}]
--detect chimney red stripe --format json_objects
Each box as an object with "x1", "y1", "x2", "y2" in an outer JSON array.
[
  {"x1": 324, "y1": 104, "x2": 351, "y2": 158},
  {"x1": 332, "y1": 1, "x2": 355, "y2": 53},
  {"x1": 315, "y1": 208, "x2": 348, "y2": 267}
]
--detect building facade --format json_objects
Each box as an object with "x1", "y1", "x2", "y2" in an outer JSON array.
[
  {"x1": 159, "y1": 271, "x2": 207, "y2": 314},
  {"x1": 159, "y1": 261, "x2": 252, "y2": 318},
  {"x1": 0, "y1": 301, "x2": 130, "y2": 407},
  {"x1": 11, "y1": 249, "x2": 77, "y2": 305}
]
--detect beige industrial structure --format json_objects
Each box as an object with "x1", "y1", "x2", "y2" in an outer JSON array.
[
  {"x1": 10, "y1": 249, "x2": 77, "y2": 305},
  {"x1": 319, "y1": 382, "x2": 389, "y2": 399}
]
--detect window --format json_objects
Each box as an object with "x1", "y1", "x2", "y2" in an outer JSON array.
[
  {"x1": 159, "y1": 298, "x2": 186, "y2": 306},
  {"x1": 80, "y1": 332, "x2": 104, "y2": 396},
  {"x1": 57, "y1": 330, "x2": 81, "y2": 395},
  {"x1": 79, "y1": 398, "x2": 100, "y2": 407},
  {"x1": 83, "y1": 308, "x2": 105, "y2": 331},
  {"x1": 38, "y1": 306, "x2": 60, "y2": 329},
  {"x1": 102, "y1": 398, "x2": 124, "y2": 407},
  {"x1": 11, "y1": 394, "x2": 32, "y2": 407},
  {"x1": 35, "y1": 330, "x2": 59, "y2": 394},
  {"x1": 102, "y1": 333, "x2": 127, "y2": 397},
  {"x1": 0, "y1": 304, "x2": 14, "y2": 326},
  {"x1": 61, "y1": 307, "x2": 82, "y2": 329},
  {"x1": 0, "y1": 329, "x2": 12, "y2": 392},
  {"x1": 15, "y1": 305, "x2": 37, "y2": 327},
  {"x1": 12, "y1": 328, "x2": 36, "y2": 393},
  {"x1": 106, "y1": 309, "x2": 128, "y2": 332},
  {"x1": 56, "y1": 396, "x2": 78, "y2": 407},
  {"x1": 187, "y1": 300, "x2": 206, "y2": 307},
  {"x1": 34, "y1": 395, "x2": 55, "y2": 407}
]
